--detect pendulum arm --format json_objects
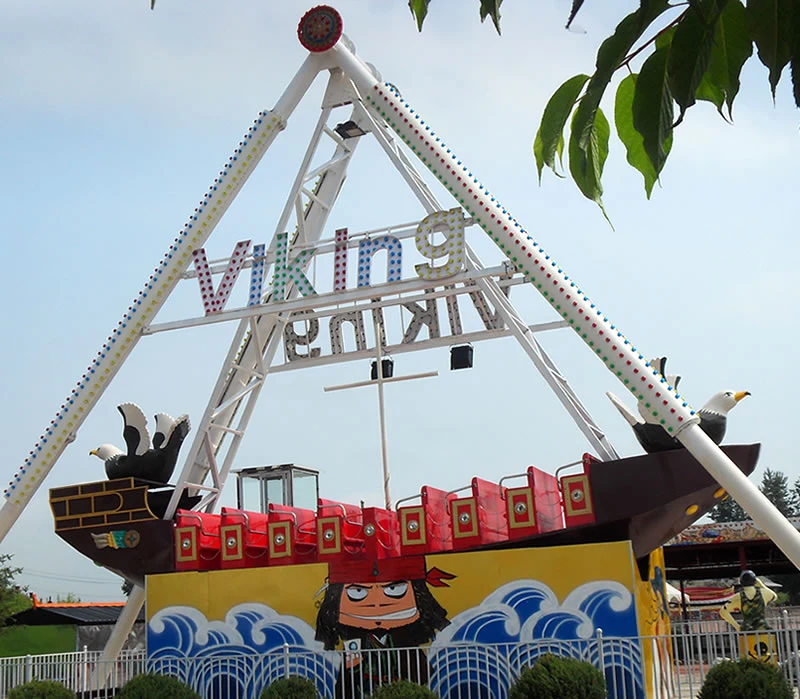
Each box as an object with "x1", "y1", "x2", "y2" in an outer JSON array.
[
  {"x1": 321, "y1": 30, "x2": 800, "y2": 570},
  {"x1": 165, "y1": 77, "x2": 367, "y2": 518},
  {"x1": 0, "y1": 52, "x2": 327, "y2": 545}
]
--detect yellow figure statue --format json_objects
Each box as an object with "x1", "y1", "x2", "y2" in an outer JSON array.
[{"x1": 720, "y1": 570, "x2": 778, "y2": 663}]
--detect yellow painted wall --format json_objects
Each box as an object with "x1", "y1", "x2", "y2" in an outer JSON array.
[{"x1": 148, "y1": 541, "x2": 638, "y2": 624}]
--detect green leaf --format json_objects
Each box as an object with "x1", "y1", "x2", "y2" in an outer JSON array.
[
  {"x1": 533, "y1": 74, "x2": 590, "y2": 182},
  {"x1": 748, "y1": 0, "x2": 794, "y2": 98},
  {"x1": 633, "y1": 46, "x2": 674, "y2": 177},
  {"x1": 668, "y1": 0, "x2": 728, "y2": 122},
  {"x1": 702, "y1": 0, "x2": 753, "y2": 117},
  {"x1": 792, "y1": 0, "x2": 800, "y2": 106},
  {"x1": 615, "y1": 74, "x2": 658, "y2": 197},
  {"x1": 408, "y1": 0, "x2": 430, "y2": 31},
  {"x1": 479, "y1": 0, "x2": 503, "y2": 34},
  {"x1": 695, "y1": 72, "x2": 727, "y2": 112},
  {"x1": 573, "y1": 0, "x2": 670, "y2": 145},
  {"x1": 568, "y1": 106, "x2": 611, "y2": 221},
  {"x1": 791, "y1": 56, "x2": 800, "y2": 105},
  {"x1": 655, "y1": 25, "x2": 677, "y2": 51},
  {"x1": 563, "y1": 0, "x2": 669, "y2": 213}
]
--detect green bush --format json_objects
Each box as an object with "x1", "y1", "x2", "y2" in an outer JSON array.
[
  {"x1": 260, "y1": 676, "x2": 318, "y2": 698},
  {"x1": 698, "y1": 658, "x2": 792, "y2": 699},
  {"x1": 509, "y1": 653, "x2": 607, "y2": 699},
  {"x1": 368, "y1": 680, "x2": 438, "y2": 698},
  {"x1": 8, "y1": 680, "x2": 74, "y2": 699},
  {"x1": 117, "y1": 672, "x2": 200, "y2": 698}
]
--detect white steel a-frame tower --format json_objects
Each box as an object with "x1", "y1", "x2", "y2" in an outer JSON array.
[{"x1": 5, "y1": 5, "x2": 800, "y2": 668}]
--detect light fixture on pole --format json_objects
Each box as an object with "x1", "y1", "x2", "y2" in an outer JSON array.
[
  {"x1": 450, "y1": 344, "x2": 474, "y2": 370},
  {"x1": 333, "y1": 120, "x2": 367, "y2": 139},
  {"x1": 371, "y1": 358, "x2": 394, "y2": 380}
]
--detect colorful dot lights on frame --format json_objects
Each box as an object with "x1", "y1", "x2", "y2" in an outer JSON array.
[
  {"x1": 357, "y1": 235, "x2": 403, "y2": 287},
  {"x1": 361, "y1": 80, "x2": 699, "y2": 434},
  {"x1": 248, "y1": 243, "x2": 267, "y2": 306},
  {"x1": 272, "y1": 232, "x2": 318, "y2": 301},
  {"x1": 333, "y1": 228, "x2": 348, "y2": 291},
  {"x1": 6, "y1": 109, "x2": 284, "y2": 505},
  {"x1": 414, "y1": 207, "x2": 466, "y2": 280},
  {"x1": 192, "y1": 240, "x2": 251, "y2": 316}
]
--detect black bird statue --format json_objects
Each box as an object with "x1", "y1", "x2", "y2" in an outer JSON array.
[
  {"x1": 607, "y1": 357, "x2": 749, "y2": 454},
  {"x1": 90, "y1": 403, "x2": 191, "y2": 484}
]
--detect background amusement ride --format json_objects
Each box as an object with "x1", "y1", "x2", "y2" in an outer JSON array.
[{"x1": 2, "y1": 6, "x2": 798, "y2": 698}]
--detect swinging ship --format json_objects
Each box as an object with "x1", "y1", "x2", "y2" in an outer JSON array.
[{"x1": 50, "y1": 445, "x2": 759, "y2": 587}]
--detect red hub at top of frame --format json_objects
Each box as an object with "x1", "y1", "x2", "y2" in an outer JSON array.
[{"x1": 298, "y1": 6, "x2": 343, "y2": 52}]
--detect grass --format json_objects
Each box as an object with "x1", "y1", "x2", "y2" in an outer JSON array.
[{"x1": 0, "y1": 626, "x2": 75, "y2": 657}]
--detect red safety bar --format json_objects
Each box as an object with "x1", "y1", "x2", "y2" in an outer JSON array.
[
  {"x1": 174, "y1": 510, "x2": 221, "y2": 571},
  {"x1": 267, "y1": 503, "x2": 317, "y2": 566},
  {"x1": 506, "y1": 466, "x2": 564, "y2": 540},
  {"x1": 561, "y1": 454, "x2": 597, "y2": 528},
  {"x1": 398, "y1": 486, "x2": 454, "y2": 555},
  {"x1": 316, "y1": 499, "x2": 365, "y2": 562},
  {"x1": 450, "y1": 478, "x2": 507, "y2": 549},
  {"x1": 219, "y1": 508, "x2": 269, "y2": 569}
]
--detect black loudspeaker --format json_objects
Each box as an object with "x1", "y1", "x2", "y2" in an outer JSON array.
[
  {"x1": 370, "y1": 358, "x2": 394, "y2": 380},
  {"x1": 450, "y1": 345, "x2": 474, "y2": 370}
]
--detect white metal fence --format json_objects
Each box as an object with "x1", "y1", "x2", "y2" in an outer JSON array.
[
  {"x1": 0, "y1": 625, "x2": 799, "y2": 698},
  {"x1": 0, "y1": 648, "x2": 146, "y2": 697}
]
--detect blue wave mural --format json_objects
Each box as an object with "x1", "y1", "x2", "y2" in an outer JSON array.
[
  {"x1": 429, "y1": 580, "x2": 644, "y2": 699},
  {"x1": 147, "y1": 580, "x2": 644, "y2": 698},
  {"x1": 147, "y1": 604, "x2": 341, "y2": 698}
]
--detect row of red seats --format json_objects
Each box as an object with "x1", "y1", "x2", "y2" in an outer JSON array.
[{"x1": 173, "y1": 460, "x2": 596, "y2": 572}]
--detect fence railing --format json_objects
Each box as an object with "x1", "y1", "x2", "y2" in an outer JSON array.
[
  {"x1": 1, "y1": 622, "x2": 800, "y2": 699},
  {"x1": 0, "y1": 648, "x2": 146, "y2": 698}
]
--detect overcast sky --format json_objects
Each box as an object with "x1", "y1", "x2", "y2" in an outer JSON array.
[{"x1": 1, "y1": 0, "x2": 797, "y2": 602}]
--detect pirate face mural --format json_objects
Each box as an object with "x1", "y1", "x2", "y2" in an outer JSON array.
[
  {"x1": 339, "y1": 580, "x2": 419, "y2": 630},
  {"x1": 315, "y1": 556, "x2": 454, "y2": 650}
]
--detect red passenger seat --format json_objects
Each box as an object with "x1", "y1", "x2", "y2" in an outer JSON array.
[
  {"x1": 266, "y1": 503, "x2": 317, "y2": 565},
  {"x1": 506, "y1": 466, "x2": 564, "y2": 540},
  {"x1": 219, "y1": 507, "x2": 269, "y2": 569},
  {"x1": 174, "y1": 510, "x2": 221, "y2": 571},
  {"x1": 317, "y1": 499, "x2": 365, "y2": 561},
  {"x1": 450, "y1": 478, "x2": 507, "y2": 549},
  {"x1": 398, "y1": 486, "x2": 454, "y2": 555}
]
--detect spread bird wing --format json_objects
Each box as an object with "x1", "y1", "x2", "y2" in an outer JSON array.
[
  {"x1": 606, "y1": 392, "x2": 643, "y2": 427},
  {"x1": 163, "y1": 415, "x2": 191, "y2": 453},
  {"x1": 153, "y1": 412, "x2": 177, "y2": 449},
  {"x1": 117, "y1": 402, "x2": 150, "y2": 456}
]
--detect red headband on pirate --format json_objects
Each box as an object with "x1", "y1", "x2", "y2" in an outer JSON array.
[{"x1": 328, "y1": 556, "x2": 455, "y2": 587}]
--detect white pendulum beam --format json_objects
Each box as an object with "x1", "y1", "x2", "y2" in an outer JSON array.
[
  {"x1": 0, "y1": 52, "x2": 326, "y2": 544},
  {"x1": 89, "y1": 584, "x2": 146, "y2": 691},
  {"x1": 319, "y1": 29, "x2": 800, "y2": 569},
  {"x1": 166, "y1": 79, "x2": 367, "y2": 517}
]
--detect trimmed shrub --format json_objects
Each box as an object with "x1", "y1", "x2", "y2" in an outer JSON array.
[
  {"x1": 260, "y1": 676, "x2": 318, "y2": 698},
  {"x1": 8, "y1": 680, "x2": 74, "y2": 699},
  {"x1": 698, "y1": 658, "x2": 792, "y2": 699},
  {"x1": 509, "y1": 653, "x2": 607, "y2": 699},
  {"x1": 368, "y1": 680, "x2": 438, "y2": 698},
  {"x1": 117, "y1": 672, "x2": 200, "y2": 698}
]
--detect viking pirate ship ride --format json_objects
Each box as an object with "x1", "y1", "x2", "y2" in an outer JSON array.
[
  {"x1": 2, "y1": 5, "x2": 785, "y2": 698},
  {"x1": 50, "y1": 446, "x2": 759, "y2": 587}
]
